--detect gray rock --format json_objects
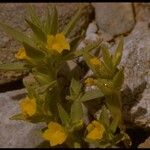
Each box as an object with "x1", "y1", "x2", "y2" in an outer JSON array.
[
  {"x1": 0, "y1": 89, "x2": 46, "y2": 148},
  {"x1": 138, "y1": 137, "x2": 150, "y2": 148},
  {"x1": 92, "y1": 3, "x2": 135, "y2": 41},
  {"x1": 120, "y1": 7, "x2": 150, "y2": 129},
  {"x1": 0, "y1": 3, "x2": 94, "y2": 85}
]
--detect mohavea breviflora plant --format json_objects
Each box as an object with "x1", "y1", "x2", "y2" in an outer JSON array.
[{"x1": 0, "y1": 4, "x2": 131, "y2": 148}]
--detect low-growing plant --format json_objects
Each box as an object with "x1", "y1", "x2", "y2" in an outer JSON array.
[{"x1": 0, "y1": 4, "x2": 131, "y2": 148}]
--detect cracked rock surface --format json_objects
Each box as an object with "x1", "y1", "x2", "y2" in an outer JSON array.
[
  {"x1": 92, "y1": 3, "x2": 135, "y2": 41},
  {"x1": 120, "y1": 5, "x2": 150, "y2": 129}
]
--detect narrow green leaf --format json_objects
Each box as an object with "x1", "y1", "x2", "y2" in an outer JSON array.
[
  {"x1": 57, "y1": 103, "x2": 70, "y2": 126},
  {"x1": 69, "y1": 34, "x2": 84, "y2": 51},
  {"x1": 80, "y1": 89, "x2": 104, "y2": 102},
  {"x1": 96, "y1": 79, "x2": 114, "y2": 95},
  {"x1": 23, "y1": 42, "x2": 45, "y2": 60},
  {"x1": 36, "y1": 80, "x2": 57, "y2": 93},
  {"x1": 99, "y1": 106, "x2": 110, "y2": 128},
  {"x1": 122, "y1": 132, "x2": 132, "y2": 148},
  {"x1": 0, "y1": 63, "x2": 26, "y2": 71},
  {"x1": 45, "y1": 7, "x2": 51, "y2": 34},
  {"x1": 105, "y1": 95, "x2": 122, "y2": 133},
  {"x1": 74, "y1": 142, "x2": 81, "y2": 148},
  {"x1": 34, "y1": 72, "x2": 56, "y2": 85},
  {"x1": 70, "y1": 78, "x2": 82, "y2": 97},
  {"x1": 0, "y1": 22, "x2": 34, "y2": 46},
  {"x1": 113, "y1": 68, "x2": 124, "y2": 90},
  {"x1": 71, "y1": 101, "x2": 83, "y2": 124},
  {"x1": 111, "y1": 133, "x2": 125, "y2": 145},
  {"x1": 49, "y1": 6, "x2": 58, "y2": 35},
  {"x1": 101, "y1": 46, "x2": 113, "y2": 69},
  {"x1": 109, "y1": 117, "x2": 119, "y2": 134},
  {"x1": 99, "y1": 105, "x2": 110, "y2": 128},
  {"x1": 112, "y1": 36, "x2": 124, "y2": 68},
  {"x1": 27, "y1": 5, "x2": 42, "y2": 28},
  {"x1": 25, "y1": 19, "x2": 47, "y2": 42},
  {"x1": 63, "y1": 5, "x2": 84, "y2": 36},
  {"x1": 62, "y1": 40, "x2": 102, "y2": 62},
  {"x1": 10, "y1": 114, "x2": 26, "y2": 121}
]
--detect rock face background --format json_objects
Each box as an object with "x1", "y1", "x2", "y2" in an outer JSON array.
[
  {"x1": 92, "y1": 3, "x2": 135, "y2": 41},
  {"x1": 0, "y1": 2, "x2": 150, "y2": 148}
]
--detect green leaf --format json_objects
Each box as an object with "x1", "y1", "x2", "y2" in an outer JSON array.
[
  {"x1": 57, "y1": 103, "x2": 70, "y2": 126},
  {"x1": 101, "y1": 46, "x2": 113, "y2": 69},
  {"x1": 74, "y1": 142, "x2": 81, "y2": 148},
  {"x1": 83, "y1": 49, "x2": 114, "y2": 79},
  {"x1": 80, "y1": 89, "x2": 104, "y2": 102},
  {"x1": 110, "y1": 133, "x2": 125, "y2": 145},
  {"x1": 44, "y1": 7, "x2": 52, "y2": 34},
  {"x1": 70, "y1": 78, "x2": 82, "y2": 97},
  {"x1": 69, "y1": 34, "x2": 84, "y2": 51},
  {"x1": 71, "y1": 101, "x2": 83, "y2": 124},
  {"x1": 99, "y1": 105, "x2": 110, "y2": 128},
  {"x1": 10, "y1": 114, "x2": 26, "y2": 121},
  {"x1": 27, "y1": 5, "x2": 42, "y2": 28},
  {"x1": 63, "y1": 5, "x2": 84, "y2": 36},
  {"x1": 96, "y1": 79, "x2": 114, "y2": 95},
  {"x1": 23, "y1": 80, "x2": 36, "y2": 98},
  {"x1": 49, "y1": 6, "x2": 58, "y2": 35},
  {"x1": 0, "y1": 63, "x2": 26, "y2": 71},
  {"x1": 113, "y1": 68, "x2": 124, "y2": 90},
  {"x1": 23, "y1": 42, "x2": 45, "y2": 60},
  {"x1": 36, "y1": 80, "x2": 57, "y2": 93},
  {"x1": 109, "y1": 118, "x2": 119, "y2": 134},
  {"x1": 34, "y1": 74, "x2": 53, "y2": 85},
  {"x1": 112, "y1": 36, "x2": 124, "y2": 68},
  {"x1": 105, "y1": 95, "x2": 122, "y2": 133},
  {"x1": 25, "y1": 19, "x2": 47, "y2": 42},
  {"x1": 0, "y1": 22, "x2": 34, "y2": 46},
  {"x1": 62, "y1": 40, "x2": 102, "y2": 62},
  {"x1": 122, "y1": 132, "x2": 132, "y2": 148}
]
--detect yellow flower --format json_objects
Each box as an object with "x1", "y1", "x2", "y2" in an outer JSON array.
[
  {"x1": 42, "y1": 122, "x2": 68, "y2": 146},
  {"x1": 90, "y1": 57, "x2": 101, "y2": 66},
  {"x1": 84, "y1": 78, "x2": 95, "y2": 86},
  {"x1": 86, "y1": 120, "x2": 105, "y2": 140},
  {"x1": 20, "y1": 96, "x2": 36, "y2": 117},
  {"x1": 15, "y1": 48, "x2": 27, "y2": 60},
  {"x1": 46, "y1": 33, "x2": 70, "y2": 53}
]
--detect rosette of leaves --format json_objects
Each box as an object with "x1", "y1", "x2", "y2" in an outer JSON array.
[{"x1": 0, "y1": 4, "x2": 102, "y2": 139}]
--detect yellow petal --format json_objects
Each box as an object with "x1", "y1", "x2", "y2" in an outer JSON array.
[
  {"x1": 86, "y1": 128, "x2": 102, "y2": 140},
  {"x1": 55, "y1": 33, "x2": 66, "y2": 42},
  {"x1": 90, "y1": 57, "x2": 101, "y2": 66},
  {"x1": 84, "y1": 78, "x2": 95, "y2": 86},
  {"x1": 48, "y1": 122, "x2": 63, "y2": 131},
  {"x1": 52, "y1": 43, "x2": 63, "y2": 53},
  {"x1": 87, "y1": 123, "x2": 94, "y2": 132},
  {"x1": 42, "y1": 129, "x2": 53, "y2": 141},
  {"x1": 92, "y1": 120, "x2": 105, "y2": 130},
  {"x1": 20, "y1": 97, "x2": 36, "y2": 116},
  {"x1": 50, "y1": 130, "x2": 67, "y2": 146},
  {"x1": 15, "y1": 48, "x2": 27, "y2": 60},
  {"x1": 43, "y1": 122, "x2": 67, "y2": 146},
  {"x1": 46, "y1": 33, "x2": 70, "y2": 53},
  {"x1": 86, "y1": 120, "x2": 105, "y2": 140},
  {"x1": 62, "y1": 41, "x2": 70, "y2": 50},
  {"x1": 47, "y1": 35, "x2": 54, "y2": 49}
]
